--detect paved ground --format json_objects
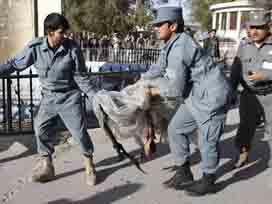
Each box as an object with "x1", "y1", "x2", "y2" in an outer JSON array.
[{"x1": 0, "y1": 107, "x2": 272, "y2": 204}]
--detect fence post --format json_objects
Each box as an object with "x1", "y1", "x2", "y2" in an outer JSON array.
[
  {"x1": 7, "y1": 78, "x2": 12, "y2": 132},
  {"x1": 1, "y1": 78, "x2": 6, "y2": 132},
  {"x1": 29, "y1": 69, "x2": 34, "y2": 131},
  {"x1": 16, "y1": 71, "x2": 22, "y2": 131},
  {"x1": 86, "y1": 48, "x2": 91, "y2": 61}
]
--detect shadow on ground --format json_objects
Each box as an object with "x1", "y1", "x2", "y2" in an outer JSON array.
[
  {"x1": 0, "y1": 135, "x2": 36, "y2": 163},
  {"x1": 215, "y1": 127, "x2": 270, "y2": 192},
  {"x1": 47, "y1": 183, "x2": 143, "y2": 204},
  {"x1": 92, "y1": 143, "x2": 171, "y2": 183},
  {"x1": 1, "y1": 118, "x2": 271, "y2": 195}
]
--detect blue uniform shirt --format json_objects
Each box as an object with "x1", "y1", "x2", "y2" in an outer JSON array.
[
  {"x1": 0, "y1": 37, "x2": 97, "y2": 100},
  {"x1": 142, "y1": 32, "x2": 230, "y2": 123}
]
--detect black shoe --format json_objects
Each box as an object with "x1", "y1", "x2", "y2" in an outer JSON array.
[
  {"x1": 161, "y1": 165, "x2": 179, "y2": 172},
  {"x1": 185, "y1": 173, "x2": 216, "y2": 196},
  {"x1": 163, "y1": 162, "x2": 194, "y2": 189},
  {"x1": 113, "y1": 146, "x2": 125, "y2": 162}
]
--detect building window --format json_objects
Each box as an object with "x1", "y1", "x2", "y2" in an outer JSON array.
[
  {"x1": 221, "y1": 12, "x2": 227, "y2": 30},
  {"x1": 229, "y1": 11, "x2": 237, "y2": 30}
]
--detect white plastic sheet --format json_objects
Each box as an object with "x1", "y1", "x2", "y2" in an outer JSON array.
[{"x1": 92, "y1": 79, "x2": 178, "y2": 147}]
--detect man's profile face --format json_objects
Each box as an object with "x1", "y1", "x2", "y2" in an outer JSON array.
[
  {"x1": 153, "y1": 21, "x2": 176, "y2": 42},
  {"x1": 47, "y1": 28, "x2": 66, "y2": 48},
  {"x1": 249, "y1": 24, "x2": 270, "y2": 43}
]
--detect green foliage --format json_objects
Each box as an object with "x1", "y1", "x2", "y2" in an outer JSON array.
[
  {"x1": 129, "y1": 4, "x2": 153, "y2": 28},
  {"x1": 191, "y1": 0, "x2": 235, "y2": 29},
  {"x1": 63, "y1": 0, "x2": 153, "y2": 36}
]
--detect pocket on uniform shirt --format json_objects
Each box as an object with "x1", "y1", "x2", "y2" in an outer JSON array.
[
  {"x1": 35, "y1": 63, "x2": 48, "y2": 78},
  {"x1": 59, "y1": 60, "x2": 74, "y2": 79},
  {"x1": 242, "y1": 58, "x2": 251, "y2": 67}
]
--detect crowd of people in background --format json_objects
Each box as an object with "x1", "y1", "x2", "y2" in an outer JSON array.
[
  {"x1": 64, "y1": 31, "x2": 161, "y2": 63},
  {"x1": 66, "y1": 31, "x2": 160, "y2": 50},
  {"x1": 63, "y1": 27, "x2": 228, "y2": 64}
]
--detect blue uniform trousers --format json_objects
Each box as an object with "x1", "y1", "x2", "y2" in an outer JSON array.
[
  {"x1": 34, "y1": 89, "x2": 94, "y2": 156},
  {"x1": 168, "y1": 102, "x2": 226, "y2": 174}
]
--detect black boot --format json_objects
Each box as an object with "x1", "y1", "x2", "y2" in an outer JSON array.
[
  {"x1": 163, "y1": 161, "x2": 194, "y2": 189},
  {"x1": 184, "y1": 173, "x2": 216, "y2": 196},
  {"x1": 113, "y1": 145, "x2": 125, "y2": 162}
]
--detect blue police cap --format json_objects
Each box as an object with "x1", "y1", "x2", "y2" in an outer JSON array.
[{"x1": 151, "y1": 6, "x2": 183, "y2": 25}]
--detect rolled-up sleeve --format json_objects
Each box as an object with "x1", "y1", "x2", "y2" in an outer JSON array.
[
  {"x1": 261, "y1": 58, "x2": 272, "y2": 80},
  {"x1": 72, "y1": 45, "x2": 98, "y2": 101}
]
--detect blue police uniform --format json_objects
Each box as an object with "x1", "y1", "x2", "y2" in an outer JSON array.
[
  {"x1": 160, "y1": 33, "x2": 230, "y2": 174},
  {"x1": 0, "y1": 37, "x2": 97, "y2": 156},
  {"x1": 143, "y1": 31, "x2": 230, "y2": 174},
  {"x1": 143, "y1": 6, "x2": 230, "y2": 175}
]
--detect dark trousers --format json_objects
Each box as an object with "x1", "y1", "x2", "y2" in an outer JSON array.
[{"x1": 235, "y1": 89, "x2": 264, "y2": 150}]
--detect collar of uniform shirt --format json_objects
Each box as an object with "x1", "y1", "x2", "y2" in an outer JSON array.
[
  {"x1": 162, "y1": 33, "x2": 182, "y2": 51},
  {"x1": 41, "y1": 37, "x2": 68, "y2": 53}
]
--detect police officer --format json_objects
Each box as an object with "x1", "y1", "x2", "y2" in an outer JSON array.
[
  {"x1": 0, "y1": 13, "x2": 97, "y2": 186},
  {"x1": 203, "y1": 28, "x2": 220, "y2": 60},
  {"x1": 230, "y1": 11, "x2": 272, "y2": 168},
  {"x1": 145, "y1": 7, "x2": 230, "y2": 196}
]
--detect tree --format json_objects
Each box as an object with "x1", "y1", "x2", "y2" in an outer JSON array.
[
  {"x1": 63, "y1": 0, "x2": 153, "y2": 36},
  {"x1": 191, "y1": 0, "x2": 235, "y2": 29},
  {"x1": 128, "y1": 4, "x2": 153, "y2": 31}
]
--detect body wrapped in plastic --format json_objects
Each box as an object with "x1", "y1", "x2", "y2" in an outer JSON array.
[{"x1": 92, "y1": 78, "x2": 178, "y2": 155}]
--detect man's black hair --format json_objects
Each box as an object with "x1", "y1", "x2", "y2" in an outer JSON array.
[
  {"x1": 176, "y1": 20, "x2": 184, "y2": 33},
  {"x1": 208, "y1": 28, "x2": 216, "y2": 33},
  {"x1": 168, "y1": 19, "x2": 184, "y2": 33},
  {"x1": 44, "y1": 13, "x2": 70, "y2": 35}
]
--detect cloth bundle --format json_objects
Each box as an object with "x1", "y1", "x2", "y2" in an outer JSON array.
[{"x1": 92, "y1": 79, "x2": 178, "y2": 153}]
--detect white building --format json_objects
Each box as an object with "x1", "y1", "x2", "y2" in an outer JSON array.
[{"x1": 209, "y1": 0, "x2": 271, "y2": 64}]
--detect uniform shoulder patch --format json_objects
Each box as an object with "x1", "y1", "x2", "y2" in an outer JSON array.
[{"x1": 27, "y1": 37, "x2": 44, "y2": 47}]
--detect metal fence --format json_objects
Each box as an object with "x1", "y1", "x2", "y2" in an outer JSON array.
[
  {"x1": 82, "y1": 48, "x2": 160, "y2": 65},
  {"x1": 0, "y1": 48, "x2": 160, "y2": 135},
  {"x1": 0, "y1": 71, "x2": 37, "y2": 134},
  {"x1": 0, "y1": 48, "x2": 159, "y2": 134}
]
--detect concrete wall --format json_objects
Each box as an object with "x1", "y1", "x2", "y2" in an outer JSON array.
[
  {"x1": 0, "y1": 0, "x2": 62, "y2": 63},
  {"x1": 0, "y1": 0, "x2": 35, "y2": 63}
]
